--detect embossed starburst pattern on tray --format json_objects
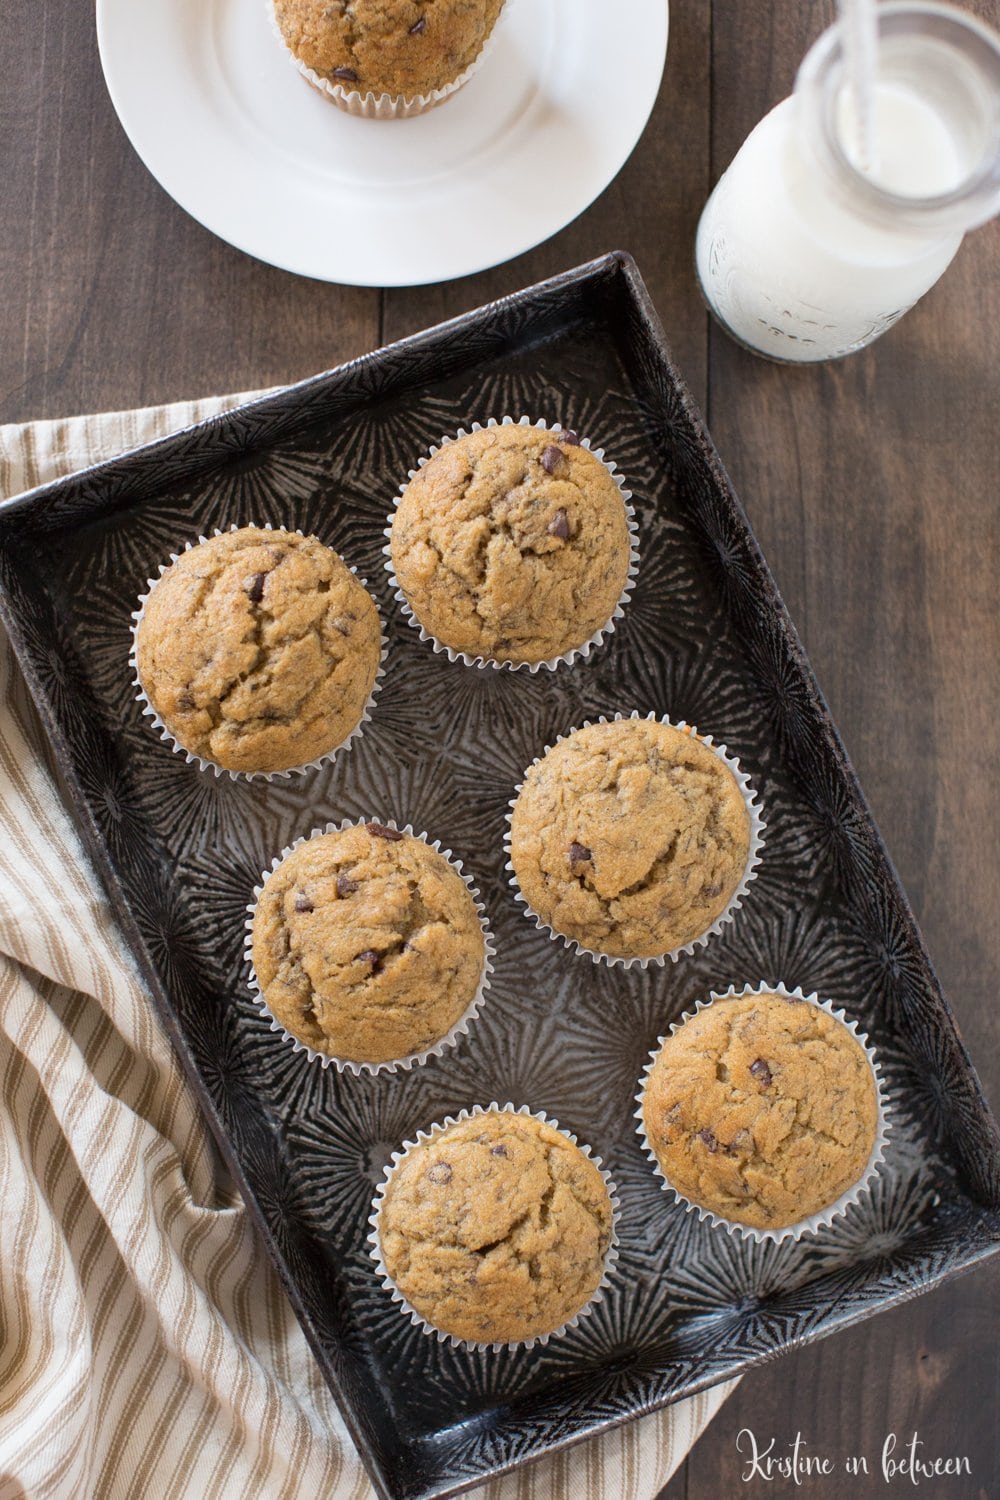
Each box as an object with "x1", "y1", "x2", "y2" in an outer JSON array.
[{"x1": 0, "y1": 255, "x2": 997, "y2": 1500}]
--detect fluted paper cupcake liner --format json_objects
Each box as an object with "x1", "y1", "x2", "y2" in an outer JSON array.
[
  {"x1": 267, "y1": 0, "x2": 509, "y2": 119},
  {"x1": 368, "y1": 1103, "x2": 621, "y2": 1351},
  {"x1": 244, "y1": 818, "x2": 495, "y2": 1076},
  {"x1": 504, "y1": 711, "x2": 765, "y2": 968},
  {"x1": 383, "y1": 416, "x2": 641, "y2": 672},
  {"x1": 130, "y1": 524, "x2": 386, "y2": 781},
  {"x1": 634, "y1": 982, "x2": 891, "y2": 1245}
]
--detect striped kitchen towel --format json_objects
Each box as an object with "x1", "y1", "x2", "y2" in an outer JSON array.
[{"x1": 0, "y1": 393, "x2": 735, "y2": 1500}]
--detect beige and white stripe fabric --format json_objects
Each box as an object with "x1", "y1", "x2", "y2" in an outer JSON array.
[{"x1": 0, "y1": 395, "x2": 736, "y2": 1500}]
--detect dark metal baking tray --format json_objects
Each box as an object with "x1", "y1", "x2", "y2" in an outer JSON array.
[{"x1": 1, "y1": 253, "x2": 997, "y2": 1500}]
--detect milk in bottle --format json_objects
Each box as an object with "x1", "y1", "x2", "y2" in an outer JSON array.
[{"x1": 696, "y1": 3, "x2": 1000, "y2": 362}]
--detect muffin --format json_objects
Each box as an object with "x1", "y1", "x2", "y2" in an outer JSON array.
[
  {"x1": 134, "y1": 527, "x2": 381, "y2": 776},
  {"x1": 640, "y1": 990, "x2": 881, "y2": 1231},
  {"x1": 388, "y1": 423, "x2": 634, "y2": 667},
  {"x1": 272, "y1": 0, "x2": 505, "y2": 108},
  {"x1": 373, "y1": 1109, "x2": 615, "y2": 1345},
  {"x1": 508, "y1": 717, "x2": 757, "y2": 961},
  {"x1": 250, "y1": 822, "x2": 489, "y2": 1066}
]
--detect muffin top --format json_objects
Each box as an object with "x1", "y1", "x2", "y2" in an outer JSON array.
[
  {"x1": 389, "y1": 425, "x2": 631, "y2": 666},
  {"x1": 642, "y1": 993, "x2": 879, "y2": 1229},
  {"x1": 509, "y1": 718, "x2": 752, "y2": 959},
  {"x1": 251, "y1": 823, "x2": 486, "y2": 1064},
  {"x1": 135, "y1": 527, "x2": 381, "y2": 775},
  {"x1": 273, "y1": 0, "x2": 505, "y2": 97},
  {"x1": 378, "y1": 1111, "x2": 613, "y2": 1344}
]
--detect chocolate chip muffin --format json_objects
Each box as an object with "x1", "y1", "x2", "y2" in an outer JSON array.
[
  {"x1": 273, "y1": 0, "x2": 505, "y2": 100},
  {"x1": 135, "y1": 527, "x2": 381, "y2": 776},
  {"x1": 251, "y1": 822, "x2": 487, "y2": 1065},
  {"x1": 509, "y1": 718, "x2": 754, "y2": 961},
  {"x1": 641, "y1": 991, "x2": 880, "y2": 1230},
  {"x1": 389, "y1": 424, "x2": 633, "y2": 666},
  {"x1": 376, "y1": 1110, "x2": 614, "y2": 1344}
]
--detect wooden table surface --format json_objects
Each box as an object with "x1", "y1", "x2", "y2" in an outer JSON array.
[{"x1": 3, "y1": 1, "x2": 998, "y2": 1495}]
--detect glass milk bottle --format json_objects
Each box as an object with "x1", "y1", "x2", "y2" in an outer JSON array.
[{"x1": 696, "y1": 2, "x2": 1000, "y2": 362}]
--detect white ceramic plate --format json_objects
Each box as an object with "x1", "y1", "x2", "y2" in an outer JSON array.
[{"x1": 96, "y1": 0, "x2": 669, "y2": 287}]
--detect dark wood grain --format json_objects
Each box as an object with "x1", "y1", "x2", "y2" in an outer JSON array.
[
  {"x1": 1, "y1": 0, "x2": 997, "y2": 1494},
  {"x1": 0, "y1": 0, "x2": 378, "y2": 420}
]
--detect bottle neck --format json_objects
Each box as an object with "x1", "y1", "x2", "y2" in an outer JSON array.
[{"x1": 794, "y1": 1, "x2": 1000, "y2": 237}]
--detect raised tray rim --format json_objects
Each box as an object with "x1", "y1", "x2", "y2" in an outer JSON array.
[{"x1": 1, "y1": 251, "x2": 998, "y2": 1500}]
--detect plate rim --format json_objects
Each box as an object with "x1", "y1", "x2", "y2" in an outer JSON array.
[{"x1": 94, "y1": 0, "x2": 670, "y2": 287}]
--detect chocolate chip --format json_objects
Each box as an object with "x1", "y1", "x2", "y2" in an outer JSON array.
[
  {"x1": 540, "y1": 444, "x2": 564, "y2": 474},
  {"x1": 547, "y1": 507, "x2": 570, "y2": 540},
  {"x1": 409, "y1": 16, "x2": 426, "y2": 32},
  {"x1": 336, "y1": 874, "x2": 358, "y2": 897},
  {"x1": 366, "y1": 822, "x2": 404, "y2": 841},
  {"x1": 749, "y1": 1058, "x2": 773, "y2": 1088},
  {"x1": 705, "y1": 881, "x2": 723, "y2": 898},
  {"x1": 356, "y1": 949, "x2": 380, "y2": 970},
  {"x1": 427, "y1": 1162, "x2": 452, "y2": 1185},
  {"x1": 177, "y1": 692, "x2": 195, "y2": 712},
  {"x1": 247, "y1": 572, "x2": 266, "y2": 604},
  {"x1": 294, "y1": 894, "x2": 314, "y2": 913},
  {"x1": 568, "y1": 841, "x2": 592, "y2": 865},
  {"x1": 698, "y1": 1128, "x2": 718, "y2": 1153},
  {"x1": 560, "y1": 429, "x2": 581, "y2": 445},
  {"x1": 332, "y1": 66, "x2": 358, "y2": 81},
  {"x1": 490, "y1": 1144, "x2": 508, "y2": 1157}
]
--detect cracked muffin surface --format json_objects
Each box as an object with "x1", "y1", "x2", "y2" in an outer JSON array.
[
  {"x1": 251, "y1": 823, "x2": 486, "y2": 1064},
  {"x1": 273, "y1": 0, "x2": 505, "y2": 98},
  {"x1": 135, "y1": 527, "x2": 381, "y2": 775},
  {"x1": 389, "y1": 425, "x2": 631, "y2": 665},
  {"x1": 509, "y1": 719, "x2": 751, "y2": 959},
  {"x1": 642, "y1": 993, "x2": 878, "y2": 1229},
  {"x1": 378, "y1": 1111, "x2": 613, "y2": 1344}
]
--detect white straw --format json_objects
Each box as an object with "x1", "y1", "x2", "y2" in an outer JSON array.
[{"x1": 839, "y1": 0, "x2": 879, "y2": 174}]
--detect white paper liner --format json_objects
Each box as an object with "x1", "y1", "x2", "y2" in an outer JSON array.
[
  {"x1": 634, "y1": 982, "x2": 892, "y2": 1245},
  {"x1": 382, "y1": 416, "x2": 641, "y2": 673},
  {"x1": 130, "y1": 524, "x2": 386, "y2": 782},
  {"x1": 244, "y1": 819, "x2": 496, "y2": 1076},
  {"x1": 367, "y1": 1103, "x2": 621, "y2": 1351},
  {"x1": 504, "y1": 711, "x2": 766, "y2": 968},
  {"x1": 266, "y1": 0, "x2": 509, "y2": 119}
]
